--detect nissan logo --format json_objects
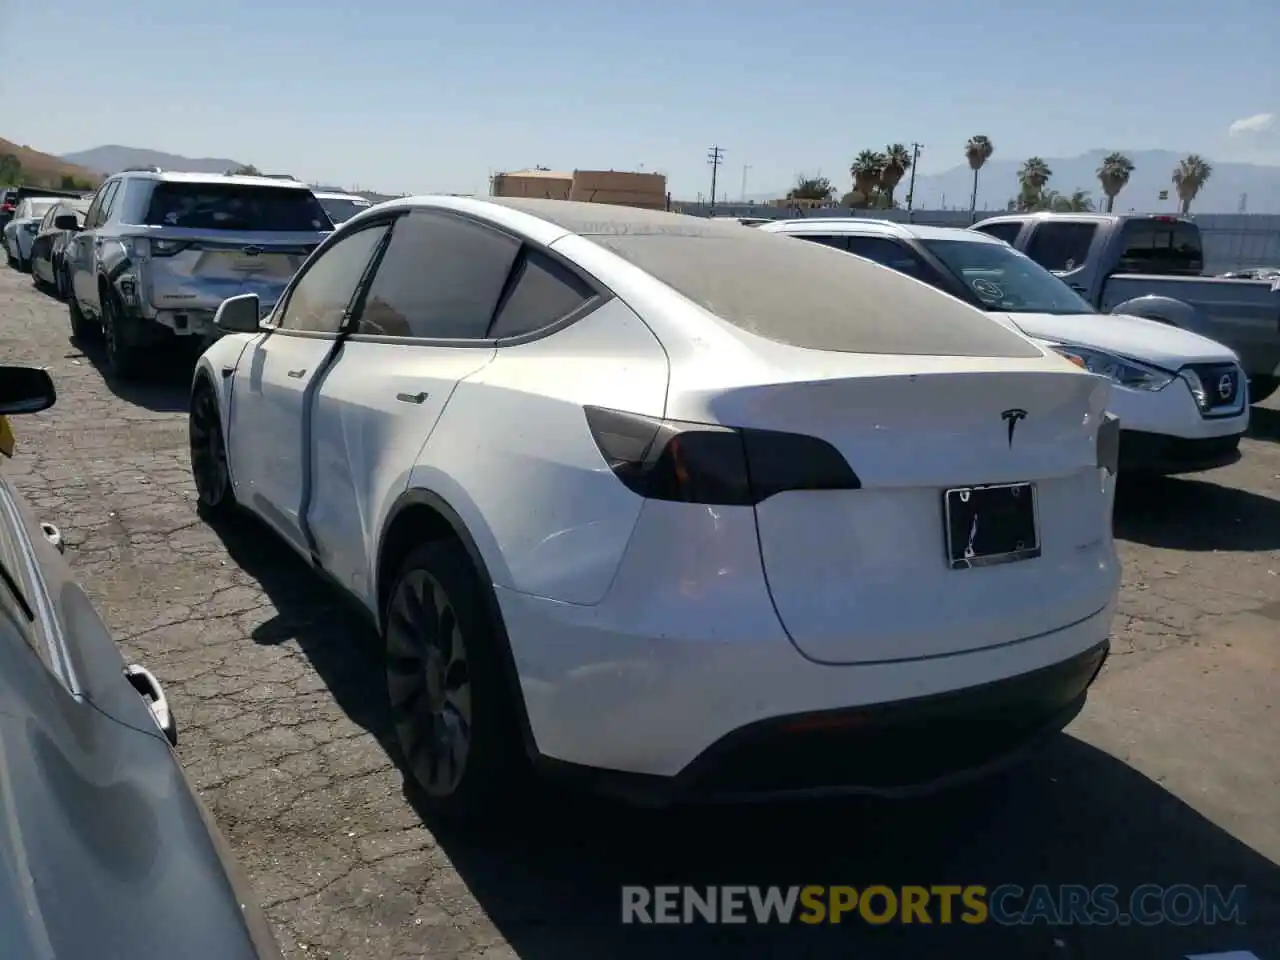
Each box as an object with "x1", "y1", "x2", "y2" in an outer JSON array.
[{"x1": 1217, "y1": 374, "x2": 1233, "y2": 400}]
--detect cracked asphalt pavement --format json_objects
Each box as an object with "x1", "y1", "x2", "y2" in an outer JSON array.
[{"x1": 2, "y1": 265, "x2": 1277, "y2": 959}]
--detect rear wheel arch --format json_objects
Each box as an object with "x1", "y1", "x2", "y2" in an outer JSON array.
[{"x1": 376, "y1": 489, "x2": 537, "y2": 758}]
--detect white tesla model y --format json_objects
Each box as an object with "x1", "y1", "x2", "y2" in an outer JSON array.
[{"x1": 189, "y1": 197, "x2": 1121, "y2": 819}]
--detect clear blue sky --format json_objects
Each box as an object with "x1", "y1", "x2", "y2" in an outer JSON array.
[{"x1": 5, "y1": 0, "x2": 1278, "y2": 198}]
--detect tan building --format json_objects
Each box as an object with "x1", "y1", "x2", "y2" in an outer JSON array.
[{"x1": 491, "y1": 168, "x2": 667, "y2": 210}]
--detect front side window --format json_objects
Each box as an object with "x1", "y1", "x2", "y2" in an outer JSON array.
[
  {"x1": 922, "y1": 238, "x2": 1096, "y2": 316},
  {"x1": 276, "y1": 225, "x2": 388, "y2": 333},
  {"x1": 139, "y1": 183, "x2": 330, "y2": 232},
  {"x1": 354, "y1": 212, "x2": 520, "y2": 339},
  {"x1": 1024, "y1": 222, "x2": 1097, "y2": 272}
]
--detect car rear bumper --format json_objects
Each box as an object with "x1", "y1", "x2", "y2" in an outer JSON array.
[
  {"x1": 1119, "y1": 429, "x2": 1243, "y2": 474},
  {"x1": 498, "y1": 557, "x2": 1118, "y2": 792},
  {"x1": 540, "y1": 639, "x2": 1109, "y2": 806}
]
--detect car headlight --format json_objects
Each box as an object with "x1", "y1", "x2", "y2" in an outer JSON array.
[{"x1": 1049, "y1": 345, "x2": 1175, "y2": 391}]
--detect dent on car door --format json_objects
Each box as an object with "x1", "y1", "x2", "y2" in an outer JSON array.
[
  {"x1": 306, "y1": 211, "x2": 527, "y2": 607},
  {"x1": 71, "y1": 187, "x2": 107, "y2": 309},
  {"x1": 226, "y1": 222, "x2": 390, "y2": 553}
]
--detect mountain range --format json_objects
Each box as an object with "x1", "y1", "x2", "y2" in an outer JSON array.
[
  {"x1": 60, "y1": 145, "x2": 247, "y2": 177},
  {"x1": 753, "y1": 149, "x2": 1280, "y2": 214}
]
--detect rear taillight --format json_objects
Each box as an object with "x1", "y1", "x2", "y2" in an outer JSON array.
[
  {"x1": 583, "y1": 406, "x2": 861, "y2": 506},
  {"x1": 1096, "y1": 413, "x2": 1120, "y2": 475}
]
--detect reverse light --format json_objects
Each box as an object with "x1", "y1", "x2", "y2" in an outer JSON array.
[
  {"x1": 1096, "y1": 413, "x2": 1121, "y2": 475},
  {"x1": 1050, "y1": 345, "x2": 1174, "y2": 391},
  {"x1": 583, "y1": 406, "x2": 861, "y2": 506}
]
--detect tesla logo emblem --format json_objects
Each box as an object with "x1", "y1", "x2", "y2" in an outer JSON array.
[
  {"x1": 1002, "y1": 408, "x2": 1027, "y2": 447},
  {"x1": 1217, "y1": 374, "x2": 1233, "y2": 400},
  {"x1": 242, "y1": 246, "x2": 263, "y2": 257}
]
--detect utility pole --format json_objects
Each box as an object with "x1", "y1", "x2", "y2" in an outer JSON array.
[
  {"x1": 707, "y1": 146, "x2": 725, "y2": 216},
  {"x1": 905, "y1": 142, "x2": 922, "y2": 221},
  {"x1": 740, "y1": 163, "x2": 751, "y2": 202}
]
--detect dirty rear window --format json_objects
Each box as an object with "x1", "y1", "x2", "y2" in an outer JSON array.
[
  {"x1": 318, "y1": 196, "x2": 374, "y2": 224},
  {"x1": 142, "y1": 183, "x2": 331, "y2": 232},
  {"x1": 590, "y1": 232, "x2": 1041, "y2": 358}
]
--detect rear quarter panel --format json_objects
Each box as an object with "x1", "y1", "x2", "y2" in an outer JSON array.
[{"x1": 403, "y1": 296, "x2": 669, "y2": 605}]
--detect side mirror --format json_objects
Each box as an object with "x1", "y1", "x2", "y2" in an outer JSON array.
[
  {"x1": 53, "y1": 214, "x2": 79, "y2": 231},
  {"x1": 214, "y1": 293, "x2": 262, "y2": 334},
  {"x1": 0, "y1": 366, "x2": 56, "y2": 415}
]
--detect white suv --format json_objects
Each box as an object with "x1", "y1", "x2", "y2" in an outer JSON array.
[{"x1": 190, "y1": 197, "x2": 1120, "y2": 819}]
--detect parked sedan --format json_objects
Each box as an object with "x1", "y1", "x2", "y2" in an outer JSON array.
[
  {"x1": 190, "y1": 197, "x2": 1119, "y2": 822},
  {"x1": 0, "y1": 366, "x2": 283, "y2": 959},
  {"x1": 761, "y1": 218, "x2": 1250, "y2": 474},
  {"x1": 31, "y1": 198, "x2": 91, "y2": 298},
  {"x1": 3, "y1": 196, "x2": 60, "y2": 270}
]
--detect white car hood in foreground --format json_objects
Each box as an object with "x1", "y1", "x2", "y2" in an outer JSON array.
[{"x1": 1000, "y1": 311, "x2": 1238, "y2": 369}]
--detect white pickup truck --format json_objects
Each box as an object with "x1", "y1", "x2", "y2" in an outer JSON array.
[{"x1": 972, "y1": 213, "x2": 1280, "y2": 403}]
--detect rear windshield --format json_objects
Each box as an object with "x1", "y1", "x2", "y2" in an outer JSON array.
[
  {"x1": 1115, "y1": 219, "x2": 1203, "y2": 276},
  {"x1": 27, "y1": 200, "x2": 57, "y2": 219},
  {"x1": 592, "y1": 231, "x2": 1041, "y2": 358},
  {"x1": 141, "y1": 183, "x2": 332, "y2": 232},
  {"x1": 318, "y1": 196, "x2": 374, "y2": 224}
]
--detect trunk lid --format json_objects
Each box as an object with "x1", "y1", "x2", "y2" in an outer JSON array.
[
  {"x1": 139, "y1": 229, "x2": 325, "y2": 312},
  {"x1": 673, "y1": 356, "x2": 1118, "y2": 665}
]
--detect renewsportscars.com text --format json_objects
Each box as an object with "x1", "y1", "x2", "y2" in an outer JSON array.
[{"x1": 621, "y1": 884, "x2": 1248, "y2": 926}]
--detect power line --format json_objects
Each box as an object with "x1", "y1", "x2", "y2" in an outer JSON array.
[{"x1": 707, "y1": 146, "x2": 725, "y2": 216}]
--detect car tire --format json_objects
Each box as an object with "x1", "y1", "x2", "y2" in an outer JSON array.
[
  {"x1": 18, "y1": 256, "x2": 30, "y2": 273},
  {"x1": 101, "y1": 293, "x2": 143, "y2": 380},
  {"x1": 188, "y1": 378, "x2": 235, "y2": 516},
  {"x1": 67, "y1": 283, "x2": 94, "y2": 341},
  {"x1": 53, "y1": 260, "x2": 66, "y2": 300},
  {"x1": 384, "y1": 539, "x2": 525, "y2": 825},
  {"x1": 1248, "y1": 376, "x2": 1278, "y2": 405}
]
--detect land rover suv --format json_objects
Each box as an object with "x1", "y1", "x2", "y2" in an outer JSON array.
[{"x1": 63, "y1": 169, "x2": 333, "y2": 379}]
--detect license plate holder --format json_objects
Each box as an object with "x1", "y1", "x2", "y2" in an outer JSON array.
[{"x1": 943, "y1": 482, "x2": 1040, "y2": 570}]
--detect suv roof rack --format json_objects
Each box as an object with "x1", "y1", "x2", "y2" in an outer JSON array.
[{"x1": 122, "y1": 165, "x2": 163, "y2": 173}]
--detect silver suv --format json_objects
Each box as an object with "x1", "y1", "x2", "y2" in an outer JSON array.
[{"x1": 62, "y1": 168, "x2": 333, "y2": 379}]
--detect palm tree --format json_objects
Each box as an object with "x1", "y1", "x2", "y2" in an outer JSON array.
[
  {"x1": 1096, "y1": 152, "x2": 1135, "y2": 213},
  {"x1": 849, "y1": 150, "x2": 885, "y2": 206},
  {"x1": 1172, "y1": 154, "x2": 1212, "y2": 214},
  {"x1": 788, "y1": 175, "x2": 834, "y2": 202},
  {"x1": 964, "y1": 135, "x2": 995, "y2": 221},
  {"x1": 878, "y1": 144, "x2": 912, "y2": 207},
  {"x1": 1017, "y1": 157, "x2": 1052, "y2": 210},
  {"x1": 1041, "y1": 189, "x2": 1094, "y2": 212}
]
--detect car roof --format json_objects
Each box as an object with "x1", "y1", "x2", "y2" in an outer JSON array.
[
  {"x1": 761, "y1": 217, "x2": 1007, "y2": 244},
  {"x1": 119, "y1": 170, "x2": 315, "y2": 190},
  {"x1": 314, "y1": 191, "x2": 371, "y2": 202}
]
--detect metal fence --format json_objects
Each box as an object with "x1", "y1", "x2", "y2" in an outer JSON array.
[{"x1": 676, "y1": 203, "x2": 1280, "y2": 276}]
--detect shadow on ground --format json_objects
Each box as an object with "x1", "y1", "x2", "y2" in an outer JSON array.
[
  {"x1": 68, "y1": 331, "x2": 194, "y2": 414},
  {"x1": 206, "y1": 512, "x2": 1278, "y2": 959},
  {"x1": 1115, "y1": 474, "x2": 1280, "y2": 552},
  {"x1": 1248, "y1": 404, "x2": 1280, "y2": 443}
]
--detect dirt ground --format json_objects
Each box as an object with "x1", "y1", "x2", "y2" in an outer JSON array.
[{"x1": 1, "y1": 264, "x2": 1276, "y2": 959}]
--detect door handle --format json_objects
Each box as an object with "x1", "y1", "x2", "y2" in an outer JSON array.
[
  {"x1": 287, "y1": 368, "x2": 306, "y2": 379},
  {"x1": 396, "y1": 391, "x2": 428, "y2": 404}
]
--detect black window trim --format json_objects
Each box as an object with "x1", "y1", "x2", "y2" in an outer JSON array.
[
  {"x1": 265, "y1": 217, "x2": 396, "y2": 341},
  {"x1": 94, "y1": 180, "x2": 121, "y2": 227},
  {"x1": 341, "y1": 207, "x2": 615, "y2": 350}
]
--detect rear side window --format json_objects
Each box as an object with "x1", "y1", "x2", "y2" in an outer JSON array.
[
  {"x1": 1116, "y1": 220, "x2": 1203, "y2": 276},
  {"x1": 140, "y1": 183, "x2": 330, "y2": 232},
  {"x1": 797, "y1": 235, "x2": 849, "y2": 251},
  {"x1": 973, "y1": 221, "x2": 1023, "y2": 244},
  {"x1": 843, "y1": 236, "x2": 934, "y2": 284},
  {"x1": 488, "y1": 248, "x2": 598, "y2": 339},
  {"x1": 1024, "y1": 222, "x2": 1097, "y2": 271},
  {"x1": 592, "y1": 231, "x2": 1041, "y2": 358},
  {"x1": 355, "y1": 212, "x2": 520, "y2": 339}
]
